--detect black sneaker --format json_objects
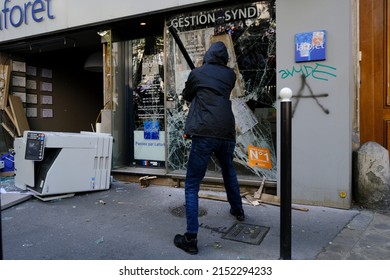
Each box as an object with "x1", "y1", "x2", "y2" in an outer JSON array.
[
  {"x1": 174, "y1": 234, "x2": 198, "y2": 255},
  {"x1": 230, "y1": 208, "x2": 245, "y2": 221}
]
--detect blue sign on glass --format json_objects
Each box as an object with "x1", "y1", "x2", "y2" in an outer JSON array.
[
  {"x1": 144, "y1": 121, "x2": 160, "y2": 140},
  {"x1": 295, "y1": 30, "x2": 326, "y2": 62}
]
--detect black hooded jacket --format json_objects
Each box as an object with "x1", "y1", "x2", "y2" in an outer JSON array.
[{"x1": 182, "y1": 41, "x2": 236, "y2": 140}]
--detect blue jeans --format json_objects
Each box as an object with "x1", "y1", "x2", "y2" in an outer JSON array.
[{"x1": 185, "y1": 136, "x2": 243, "y2": 234}]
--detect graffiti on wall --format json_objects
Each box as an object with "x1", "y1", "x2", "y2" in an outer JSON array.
[
  {"x1": 292, "y1": 74, "x2": 330, "y2": 116},
  {"x1": 279, "y1": 63, "x2": 337, "y2": 116},
  {"x1": 279, "y1": 62, "x2": 336, "y2": 81}
]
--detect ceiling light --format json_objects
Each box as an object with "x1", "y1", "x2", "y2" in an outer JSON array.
[
  {"x1": 84, "y1": 52, "x2": 103, "y2": 72},
  {"x1": 97, "y1": 30, "x2": 108, "y2": 37}
]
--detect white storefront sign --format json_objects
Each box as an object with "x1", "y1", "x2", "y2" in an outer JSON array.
[{"x1": 0, "y1": 0, "x2": 209, "y2": 42}]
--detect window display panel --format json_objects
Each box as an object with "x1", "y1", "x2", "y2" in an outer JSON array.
[
  {"x1": 166, "y1": 1, "x2": 277, "y2": 179},
  {"x1": 132, "y1": 37, "x2": 166, "y2": 167}
]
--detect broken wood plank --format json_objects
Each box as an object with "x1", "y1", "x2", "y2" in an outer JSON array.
[
  {"x1": 240, "y1": 191, "x2": 250, "y2": 197},
  {"x1": 258, "y1": 194, "x2": 309, "y2": 211},
  {"x1": 260, "y1": 193, "x2": 280, "y2": 204},
  {"x1": 199, "y1": 193, "x2": 227, "y2": 202},
  {"x1": 292, "y1": 205, "x2": 309, "y2": 212},
  {"x1": 259, "y1": 200, "x2": 309, "y2": 212},
  {"x1": 199, "y1": 193, "x2": 251, "y2": 205},
  {"x1": 210, "y1": 34, "x2": 244, "y2": 98},
  {"x1": 254, "y1": 177, "x2": 266, "y2": 199},
  {"x1": 4, "y1": 106, "x2": 17, "y2": 128},
  {"x1": 139, "y1": 175, "x2": 157, "y2": 181},
  {"x1": 245, "y1": 194, "x2": 261, "y2": 206},
  {"x1": 9, "y1": 95, "x2": 29, "y2": 136},
  {"x1": 1, "y1": 122, "x2": 15, "y2": 138},
  {"x1": 0, "y1": 64, "x2": 11, "y2": 110},
  {"x1": 139, "y1": 175, "x2": 157, "y2": 188}
]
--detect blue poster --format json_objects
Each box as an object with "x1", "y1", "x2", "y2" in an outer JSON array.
[
  {"x1": 144, "y1": 121, "x2": 160, "y2": 140},
  {"x1": 295, "y1": 30, "x2": 326, "y2": 62}
]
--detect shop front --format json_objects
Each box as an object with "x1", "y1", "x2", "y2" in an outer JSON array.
[
  {"x1": 121, "y1": 1, "x2": 277, "y2": 186},
  {"x1": 0, "y1": 0, "x2": 357, "y2": 209}
]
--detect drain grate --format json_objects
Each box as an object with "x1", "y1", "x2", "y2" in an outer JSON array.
[
  {"x1": 170, "y1": 205, "x2": 207, "y2": 218},
  {"x1": 221, "y1": 223, "x2": 269, "y2": 245}
]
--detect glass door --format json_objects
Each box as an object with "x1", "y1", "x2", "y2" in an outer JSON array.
[{"x1": 130, "y1": 36, "x2": 166, "y2": 167}]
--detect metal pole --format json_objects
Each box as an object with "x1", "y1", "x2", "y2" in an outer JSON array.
[
  {"x1": 167, "y1": 25, "x2": 195, "y2": 70},
  {"x1": 279, "y1": 87, "x2": 292, "y2": 260}
]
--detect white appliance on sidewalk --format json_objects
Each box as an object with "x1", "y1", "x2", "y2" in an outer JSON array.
[{"x1": 14, "y1": 131, "x2": 113, "y2": 197}]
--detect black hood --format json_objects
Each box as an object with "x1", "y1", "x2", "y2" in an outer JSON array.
[{"x1": 203, "y1": 41, "x2": 229, "y2": 66}]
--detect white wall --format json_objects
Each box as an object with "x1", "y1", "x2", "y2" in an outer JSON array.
[
  {"x1": 276, "y1": 0, "x2": 355, "y2": 209},
  {"x1": 0, "y1": 0, "x2": 210, "y2": 42}
]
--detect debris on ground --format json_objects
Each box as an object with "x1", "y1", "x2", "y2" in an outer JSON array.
[{"x1": 139, "y1": 176, "x2": 157, "y2": 188}]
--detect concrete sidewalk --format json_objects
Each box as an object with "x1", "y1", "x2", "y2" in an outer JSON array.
[{"x1": 1, "y1": 178, "x2": 389, "y2": 260}]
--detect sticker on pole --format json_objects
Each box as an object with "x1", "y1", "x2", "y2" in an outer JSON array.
[{"x1": 247, "y1": 145, "x2": 272, "y2": 169}]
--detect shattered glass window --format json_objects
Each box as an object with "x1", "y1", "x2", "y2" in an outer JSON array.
[{"x1": 166, "y1": 1, "x2": 277, "y2": 180}]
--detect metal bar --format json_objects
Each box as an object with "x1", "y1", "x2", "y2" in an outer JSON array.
[{"x1": 167, "y1": 25, "x2": 195, "y2": 70}]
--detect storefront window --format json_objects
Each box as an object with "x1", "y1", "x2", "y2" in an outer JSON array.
[
  {"x1": 131, "y1": 37, "x2": 166, "y2": 167},
  {"x1": 165, "y1": 1, "x2": 277, "y2": 180}
]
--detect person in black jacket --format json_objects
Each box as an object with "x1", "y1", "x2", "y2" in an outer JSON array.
[{"x1": 174, "y1": 41, "x2": 245, "y2": 255}]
